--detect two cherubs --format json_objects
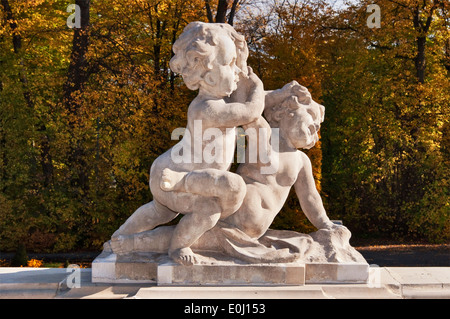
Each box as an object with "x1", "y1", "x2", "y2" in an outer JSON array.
[{"x1": 110, "y1": 22, "x2": 338, "y2": 265}]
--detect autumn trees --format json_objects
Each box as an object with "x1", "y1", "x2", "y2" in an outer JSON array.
[
  {"x1": 0, "y1": 0, "x2": 206, "y2": 251},
  {"x1": 236, "y1": 0, "x2": 448, "y2": 243},
  {"x1": 315, "y1": 0, "x2": 449, "y2": 242},
  {"x1": 0, "y1": 0, "x2": 448, "y2": 252}
]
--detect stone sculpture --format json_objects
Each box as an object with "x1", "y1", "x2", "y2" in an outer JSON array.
[{"x1": 94, "y1": 22, "x2": 367, "y2": 284}]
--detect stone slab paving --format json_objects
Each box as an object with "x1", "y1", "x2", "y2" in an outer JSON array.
[{"x1": 0, "y1": 267, "x2": 449, "y2": 299}]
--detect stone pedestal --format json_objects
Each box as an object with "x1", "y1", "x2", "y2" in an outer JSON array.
[
  {"x1": 92, "y1": 252, "x2": 368, "y2": 285},
  {"x1": 91, "y1": 251, "x2": 162, "y2": 283},
  {"x1": 157, "y1": 262, "x2": 305, "y2": 285},
  {"x1": 305, "y1": 263, "x2": 369, "y2": 284}
]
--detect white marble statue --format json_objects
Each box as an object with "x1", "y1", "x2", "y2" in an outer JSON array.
[{"x1": 106, "y1": 22, "x2": 365, "y2": 266}]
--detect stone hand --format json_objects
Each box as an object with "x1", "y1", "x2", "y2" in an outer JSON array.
[{"x1": 230, "y1": 66, "x2": 263, "y2": 103}]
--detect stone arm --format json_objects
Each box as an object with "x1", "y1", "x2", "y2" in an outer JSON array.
[
  {"x1": 241, "y1": 115, "x2": 272, "y2": 166},
  {"x1": 293, "y1": 151, "x2": 334, "y2": 230},
  {"x1": 202, "y1": 68, "x2": 265, "y2": 128}
]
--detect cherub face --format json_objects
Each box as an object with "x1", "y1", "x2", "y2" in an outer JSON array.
[
  {"x1": 202, "y1": 35, "x2": 242, "y2": 98},
  {"x1": 279, "y1": 100, "x2": 324, "y2": 149}
]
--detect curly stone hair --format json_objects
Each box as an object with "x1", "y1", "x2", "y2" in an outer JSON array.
[
  {"x1": 169, "y1": 21, "x2": 249, "y2": 90},
  {"x1": 264, "y1": 86, "x2": 314, "y2": 123}
]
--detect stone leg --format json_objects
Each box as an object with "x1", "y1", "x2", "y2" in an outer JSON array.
[
  {"x1": 168, "y1": 197, "x2": 222, "y2": 265},
  {"x1": 112, "y1": 200, "x2": 178, "y2": 238},
  {"x1": 109, "y1": 224, "x2": 222, "y2": 256},
  {"x1": 161, "y1": 168, "x2": 246, "y2": 218},
  {"x1": 156, "y1": 169, "x2": 247, "y2": 265}
]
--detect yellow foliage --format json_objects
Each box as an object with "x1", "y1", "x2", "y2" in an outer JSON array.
[
  {"x1": 0, "y1": 0, "x2": 448, "y2": 252},
  {"x1": 27, "y1": 259, "x2": 44, "y2": 268}
]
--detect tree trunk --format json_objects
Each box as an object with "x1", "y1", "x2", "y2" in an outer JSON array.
[
  {"x1": 205, "y1": 0, "x2": 239, "y2": 24},
  {"x1": 228, "y1": 0, "x2": 239, "y2": 25},
  {"x1": 444, "y1": 38, "x2": 450, "y2": 72},
  {"x1": 62, "y1": 0, "x2": 91, "y2": 192},
  {"x1": 215, "y1": 0, "x2": 229, "y2": 23},
  {"x1": 415, "y1": 36, "x2": 426, "y2": 84},
  {"x1": 0, "y1": 0, "x2": 21, "y2": 53},
  {"x1": 205, "y1": 0, "x2": 214, "y2": 23},
  {"x1": 411, "y1": 2, "x2": 437, "y2": 84},
  {"x1": 63, "y1": 0, "x2": 91, "y2": 116}
]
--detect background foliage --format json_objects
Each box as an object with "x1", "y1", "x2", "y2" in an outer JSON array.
[{"x1": 0, "y1": 0, "x2": 448, "y2": 252}]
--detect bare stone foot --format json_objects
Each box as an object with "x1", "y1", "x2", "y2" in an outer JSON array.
[
  {"x1": 169, "y1": 247, "x2": 200, "y2": 266},
  {"x1": 110, "y1": 235, "x2": 134, "y2": 255},
  {"x1": 160, "y1": 168, "x2": 186, "y2": 191}
]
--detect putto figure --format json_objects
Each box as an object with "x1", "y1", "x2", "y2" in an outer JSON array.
[
  {"x1": 106, "y1": 22, "x2": 366, "y2": 266},
  {"x1": 111, "y1": 22, "x2": 266, "y2": 265}
]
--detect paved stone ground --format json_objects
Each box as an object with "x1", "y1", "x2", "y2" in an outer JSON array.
[{"x1": 0, "y1": 266, "x2": 449, "y2": 299}]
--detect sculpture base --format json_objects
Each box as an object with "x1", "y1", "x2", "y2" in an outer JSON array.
[
  {"x1": 92, "y1": 252, "x2": 368, "y2": 285},
  {"x1": 305, "y1": 262, "x2": 369, "y2": 284},
  {"x1": 157, "y1": 262, "x2": 305, "y2": 285}
]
